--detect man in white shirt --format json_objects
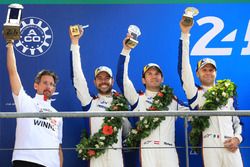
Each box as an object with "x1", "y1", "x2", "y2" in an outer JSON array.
[
  {"x1": 6, "y1": 41, "x2": 63, "y2": 167},
  {"x1": 69, "y1": 27, "x2": 125, "y2": 167},
  {"x1": 178, "y1": 18, "x2": 243, "y2": 167},
  {"x1": 116, "y1": 34, "x2": 185, "y2": 167}
]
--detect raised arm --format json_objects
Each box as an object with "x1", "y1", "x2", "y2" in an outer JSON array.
[
  {"x1": 6, "y1": 42, "x2": 22, "y2": 96},
  {"x1": 69, "y1": 27, "x2": 92, "y2": 106},
  {"x1": 116, "y1": 35, "x2": 139, "y2": 106},
  {"x1": 178, "y1": 19, "x2": 198, "y2": 100}
]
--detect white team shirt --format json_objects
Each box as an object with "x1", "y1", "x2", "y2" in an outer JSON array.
[
  {"x1": 71, "y1": 44, "x2": 123, "y2": 149},
  {"x1": 12, "y1": 88, "x2": 63, "y2": 167},
  {"x1": 179, "y1": 32, "x2": 242, "y2": 143},
  {"x1": 117, "y1": 49, "x2": 187, "y2": 147},
  {"x1": 135, "y1": 90, "x2": 179, "y2": 147}
]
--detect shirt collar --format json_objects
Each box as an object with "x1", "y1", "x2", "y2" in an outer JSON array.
[
  {"x1": 145, "y1": 89, "x2": 158, "y2": 97},
  {"x1": 98, "y1": 93, "x2": 113, "y2": 99},
  {"x1": 34, "y1": 93, "x2": 51, "y2": 104}
]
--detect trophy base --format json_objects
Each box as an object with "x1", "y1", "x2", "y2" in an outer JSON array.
[
  {"x1": 3, "y1": 25, "x2": 21, "y2": 40},
  {"x1": 182, "y1": 16, "x2": 194, "y2": 27},
  {"x1": 125, "y1": 38, "x2": 138, "y2": 49}
]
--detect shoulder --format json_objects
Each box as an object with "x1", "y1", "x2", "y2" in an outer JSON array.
[
  {"x1": 137, "y1": 90, "x2": 144, "y2": 96},
  {"x1": 13, "y1": 88, "x2": 33, "y2": 104}
]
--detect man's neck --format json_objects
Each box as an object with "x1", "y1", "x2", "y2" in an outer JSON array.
[
  {"x1": 201, "y1": 83, "x2": 215, "y2": 87},
  {"x1": 98, "y1": 92, "x2": 112, "y2": 96},
  {"x1": 146, "y1": 87, "x2": 160, "y2": 92}
]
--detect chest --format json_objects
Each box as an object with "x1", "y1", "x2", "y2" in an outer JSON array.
[{"x1": 89, "y1": 97, "x2": 113, "y2": 111}]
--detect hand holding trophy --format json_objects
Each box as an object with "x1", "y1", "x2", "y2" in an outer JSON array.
[
  {"x1": 69, "y1": 24, "x2": 89, "y2": 37},
  {"x1": 182, "y1": 7, "x2": 199, "y2": 27},
  {"x1": 69, "y1": 24, "x2": 89, "y2": 45},
  {"x1": 125, "y1": 25, "x2": 141, "y2": 49},
  {"x1": 3, "y1": 4, "x2": 23, "y2": 42}
]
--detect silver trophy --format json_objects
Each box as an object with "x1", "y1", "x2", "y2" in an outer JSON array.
[
  {"x1": 182, "y1": 7, "x2": 199, "y2": 27},
  {"x1": 125, "y1": 25, "x2": 141, "y2": 49},
  {"x1": 3, "y1": 3, "x2": 24, "y2": 41}
]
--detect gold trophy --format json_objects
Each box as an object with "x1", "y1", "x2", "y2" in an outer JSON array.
[
  {"x1": 3, "y1": 3, "x2": 24, "y2": 41},
  {"x1": 182, "y1": 7, "x2": 199, "y2": 27},
  {"x1": 125, "y1": 25, "x2": 141, "y2": 49},
  {"x1": 70, "y1": 24, "x2": 89, "y2": 36}
]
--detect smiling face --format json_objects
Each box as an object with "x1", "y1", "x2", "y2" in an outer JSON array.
[
  {"x1": 196, "y1": 64, "x2": 216, "y2": 87},
  {"x1": 34, "y1": 75, "x2": 56, "y2": 99},
  {"x1": 94, "y1": 71, "x2": 114, "y2": 95},
  {"x1": 142, "y1": 67, "x2": 163, "y2": 92}
]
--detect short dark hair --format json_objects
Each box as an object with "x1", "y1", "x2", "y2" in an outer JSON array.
[{"x1": 34, "y1": 70, "x2": 59, "y2": 85}]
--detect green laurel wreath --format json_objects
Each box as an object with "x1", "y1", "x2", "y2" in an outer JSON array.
[
  {"x1": 76, "y1": 92, "x2": 129, "y2": 160},
  {"x1": 189, "y1": 79, "x2": 237, "y2": 152},
  {"x1": 124, "y1": 85, "x2": 174, "y2": 147}
]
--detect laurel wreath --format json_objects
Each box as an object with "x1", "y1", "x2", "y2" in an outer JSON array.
[
  {"x1": 76, "y1": 92, "x2": 129, "y2": 160},
  {"x1": 189, "y1": 79, "x2": 237, "y2": 152},
  {"x1": 124, "y1": 85, "x2": 174, "y2": 147}
]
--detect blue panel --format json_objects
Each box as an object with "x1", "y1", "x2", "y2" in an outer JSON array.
[{"x1": 0, "y1": 4, "x2": 249, "y2": 167}]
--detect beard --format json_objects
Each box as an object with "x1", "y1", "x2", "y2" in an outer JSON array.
[
  {"x1": 97, "y1": 83, "x2": 112, "y2": 95},
  {"x1": 201, "y1": 77, "x2": 215, "y2": 87},
  {"x1": 43, "y1": 89, "x2": 52, "y2": 99}
]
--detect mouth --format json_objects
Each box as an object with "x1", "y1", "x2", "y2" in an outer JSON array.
[
  {"x1": 43, "y1": 89, "x2": 52, "y2": 95},
  {"x1": 151, "y1": 80, "x2": 160, "y2": 83},
  {"x1": 99, "y1": 84, "x2": 109, "y2": 89},
  {"x1": 204, "y1": 76, "x2": 212, "y2": 79}
]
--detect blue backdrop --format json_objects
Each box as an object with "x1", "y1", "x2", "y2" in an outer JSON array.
[{"x1": 0, "y1": 4, "x2": 249, "y2": 167}]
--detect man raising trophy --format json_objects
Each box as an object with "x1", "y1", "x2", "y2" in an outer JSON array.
[{"x1": 117, "y1": 26, "x2": 188, "y2": 167}]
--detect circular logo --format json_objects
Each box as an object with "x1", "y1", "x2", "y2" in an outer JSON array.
[{"x1": 14, "y1": 17, "x2": 53, "y2": 57}]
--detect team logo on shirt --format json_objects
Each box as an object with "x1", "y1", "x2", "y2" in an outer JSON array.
[
  {"x1": 100, "y1": 100, "x2": 108, "y2": 105},
  {"x1": 143, "y1": 140, "x2": 152, "y2": 145},
  {"x1": 146, "y1": 97, "x2": 153, "y2": 104},
  {"x1": 97, "y1": 104, "x2": 108, "y2": 110},
  {"x1": 14, "y1": 17, "x2": 53, "y2": 57},
  {"x1": 164, "y1": 142, "x2": 173, "y2": 146}
]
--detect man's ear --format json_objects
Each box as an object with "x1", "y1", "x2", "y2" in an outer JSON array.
[
  {"x1": 34, "y1": 83, "x2": 38, "y2": 90},
  {"x1": 111, "y1": 78, "x2": 114, "y2": 85},
  {"x1": 52, "y1": 86, "x2": 56, "y2": 93},
  {"x1": 196, "y1": 71, "x2": 200, "y2": 78},
  {"x1": 142, "y1": 78, "x2": 146, "y2": 84}
]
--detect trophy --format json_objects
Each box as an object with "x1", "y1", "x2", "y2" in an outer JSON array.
[
  {"x1": 125, "y1": 25, "x2": 141, "y2": 49},
  {"x1": 70, "y1": 24, "x2": 89, "y2": 36},
  {"x1": 182, "y1": 7, "x2": 199, "y2": 27},
  {"x1": 3, "y1": 4, "x2": 24, "y2": 41}
]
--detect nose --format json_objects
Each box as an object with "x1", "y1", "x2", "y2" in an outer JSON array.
[
  {"x1": 152, "y1": 74, "x2": 158, "y2": 79},
  {"x1": 46, "y1": 84, "x2": 52, "y2": 89},
  {"x1": 43, "y1": 81, "x2": 55, "y2": 88}
]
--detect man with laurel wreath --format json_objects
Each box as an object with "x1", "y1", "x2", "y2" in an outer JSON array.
[
  {"x1": 69, "y1": 27, "x2": 131, "y2": 167},
  {"x1": 116, "y1": 34, "x2": 187, "y2": 167},
  {"x1": 178, "y1": 17, "x2": 243, "y2": 167}
]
